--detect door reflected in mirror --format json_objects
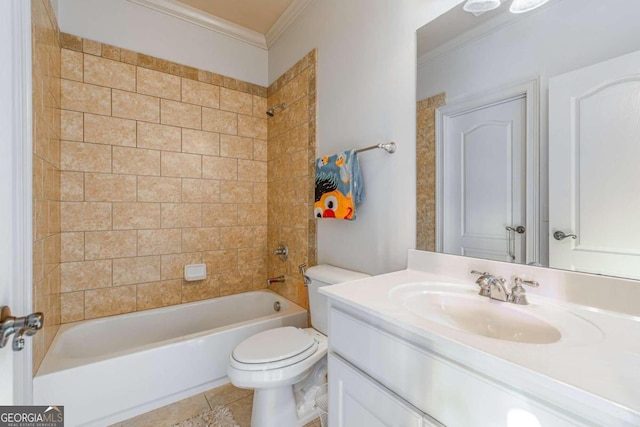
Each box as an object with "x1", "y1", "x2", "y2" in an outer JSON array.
[{"x1": 416, "y1": 0, "x2": 640, "y2": 280}]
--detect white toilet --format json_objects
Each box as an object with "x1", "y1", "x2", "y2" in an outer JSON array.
[{"x1": 227, "y1": 265, "x2": 369, "y2": 427}]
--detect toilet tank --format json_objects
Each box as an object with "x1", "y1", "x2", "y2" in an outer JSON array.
[{"x1": 305, "y1": 265, "x2": 370, "y2": 335}]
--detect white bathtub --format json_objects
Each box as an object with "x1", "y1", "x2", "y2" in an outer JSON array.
[{"x1": 34, "y1": 290, "x2": 307, "y2": 427}]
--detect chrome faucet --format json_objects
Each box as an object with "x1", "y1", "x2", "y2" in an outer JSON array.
[
  {"x1": 470, "y1": 271, "x2": 539, "y2": 305},
  {"x1": 266, "y1": 275, "x2": 285, "y2": 287}
]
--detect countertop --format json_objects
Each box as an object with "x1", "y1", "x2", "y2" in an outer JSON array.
[{"x1": 320, "y1": 268, "x2": 640, "y2": 425}]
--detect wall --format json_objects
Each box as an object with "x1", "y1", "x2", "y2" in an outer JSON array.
[
  {"x1": 267, "y1": 50, "x2": 317, "y2": 309},
  {"x1": 58, "y1": 34, "x2": 268, "y2": 322},
  {"x1": 417, "y1": 0, "x2": 640, "y2": 265},
  {"x1": 268, "y1": 0, "x2": 463, "y2": 275},
  {"x1": 32, "y1": 0, "x2": 62, "y2": 373},
  {"x1": 56, "y1": 0, "x2": 268, "y2": 86},
  {"x1": 416, "y1": 93, "x2": 445, "y2": 252}
]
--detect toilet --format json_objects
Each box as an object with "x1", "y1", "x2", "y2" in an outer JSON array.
[{"x1": 227, "y1": 265, "x2": 369, "y2": 427}]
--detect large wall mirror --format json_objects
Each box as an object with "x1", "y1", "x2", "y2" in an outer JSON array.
[{"x1": 416, "y1": 0, "x2": 640, "y2": 280}]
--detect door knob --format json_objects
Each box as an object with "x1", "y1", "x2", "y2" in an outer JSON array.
[
  {"x1": 0, "y1": 306, "x2": 43, "y2": 351},
  {"x1": 506, "y1": 225, "x2": 526, "y2": 234},
  {"x1": 553, "y1": 231, "x2": 577, "y2": 241}
]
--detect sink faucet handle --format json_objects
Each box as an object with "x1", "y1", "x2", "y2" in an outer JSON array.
[
  {"x1": 510, "y1": 277, "x2": 539, "y2": 305},
  {"x1": 470, "y1": 270, "x2": 492, "y2": 297},
  {"x1": 470, "y1": 270, "x2": 489, "y2": 276}
]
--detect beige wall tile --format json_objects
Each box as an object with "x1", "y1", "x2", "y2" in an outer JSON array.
[
  {"x1": 253, "y1": 139, "x2": 267, "y2": 161},
  {"x1": 161, "y1": 203, "x2": 201, "y2": 228},
  {"x1": 61, "y1": 232, "x2": 84, "y2": 262},
  {"x1": 85, "y1": 230, "x2": 137, "y2": 260},
  {"x1": 61, "y1": 291, "x2": 84, "y2": 323},
  {"x1": 220, "y1": 181, "x2": 253, "y2": 203},
  {"x1": 181, "y1": 179, "x2": 220, "y2": 203},
  {"x1": 238, "y1": 247, "x2": 267, "y2": 270},
  {"x1": 82, "y1": 39, "x2": 101, "y2": 56},
  {"x1": 84, "y1": 114, "x2": 136, "y2": 147},
  {"x1": 84, "y1": 54, "x2": 136, "y2": 92},
  {"x1": 113, "y1": 202, "x2": 161, "y2": 230},
  {"x1": 113, "y1": 146, "x2": 160, "y2": 176},
  {"x1": 181, "y1": 228, "x2": 219, "y2": 252},
  {"x1": 61, "y1": 110, "x2": 83, "y2": 141},
  {"x1": 181, "y1": 78, "x2": 220, "y2": 109},
  {"x1": 112, "y1": 89, "x2": 159, "y2": 122},
  {"x1": 120, "y1": 48, "x2": 138, "y2": 65},
  {"x1": 202, "y1": 250, "x2": 237, "y2": 274},
  {"x1": 137, "y1": 176, "x2": 182, "y2": 202},
  {"x1": 238, "y1": 114, "x2": 267, "y2": 139},
  {"x1": 33, "y1": 240, "x2": 44, "y2": 290},
  {"x1": 182, "y1": 129, "x2": 219, "y2": 156},
  {"x1": 113, "y1": 256, "x2": 161, "y2": 286},
  {"x1": 84, "y1": 285, "x2": 136, "y2": 319},
  {"x1": 253, "y1": 95, "x2": 267, "y2": 118},
  {"x1": 101, "y1": 44, "x2": 121, "y2": 61},
  {"x1": 85, "y1": 173, "x2": 137, "y2": 202},
  {"x1": 161, "y1": 151, "x2": 201, "y2": 178},
  {"x1": 219, "y1": 270, "x2": 251, "y2": 296},
  {"x1": 61, "y1": 141, "x2": 111, "y2": 173},
  {"x1": 137, "y1": 67, "x2": 181, "y2": 101},
  {"x1": 220, "y1": 135, "x2": 253, "y2": 159},
  {"x1": 160, "y1": 99, "x2": 202, "y2": 129},
  {"x1": 61, "y1": 49, "x2": 82, "y2": 81},
  {"x1": 60, "y1": 171, "x2": 84, "y2": 201},
  {"x1": 137, "y1": 122, "x2": 181, "y2": 152},
  {"x1": 61, "y1": 80, "x2": 111, "y2": 115},
  {"x1": 253, "y1": 182, "x2": 267, "y2": 204},
  {"x1": 182, "y1": 275, "x2": 220, "y2": 303},
  {"x1": 61, "y1": 259, "x2": 112, "y2": 291},
  {"x1": 136, "y1": 279, "x2": 182, "y2": 310},
  {"x1": 202, "y1": 156, "x2": 237, "y2": 180},
  {"x1": 238, "y1": 160, "x2": 267, "y2": 182},
  {"x1": 202, "y1": 108, "x2": 237, "y2": 135},
  {"x1": 220, "y1": 88, "x2": 253, "y2": 115},
  {"x1": 220, "y1": 226, "x2": 262, "y2": 249},
  {"x1": 238, "y1": 204, "x2": 267, "y2": 226},
  {"x1": 160, "y1": 252, "x2": 202, "y2": 280},
  {"x1": 33, "y1": 156, "x2": 44, "y2": 199},
  {"x1": 138, "y1": 228, "x2": 182, "y2": 256},
  {"x1": 202, "y1": 203, "x2": 237, "y2": 227},
  {"x1": 61, "y1": 202, "x2": 111, "y2": 231}
]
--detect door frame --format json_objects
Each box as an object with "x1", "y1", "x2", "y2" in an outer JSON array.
[
  {"x1": 0, "y1": 0, "x2": 34, "y2": 403},
  {"x1": 435, "y1": 78, "x2": 540, "y2": 265}
]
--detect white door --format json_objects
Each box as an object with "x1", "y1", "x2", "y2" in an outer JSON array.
[
  {"x1": 549, "y1": 49, "x2": 640, "y2": 279},
  {"x1": 0, "y1": 0, "x2": 32, "y2": 404},
  {"x1": 441, "y1": 97, "x2": 526, "y2": 263}
]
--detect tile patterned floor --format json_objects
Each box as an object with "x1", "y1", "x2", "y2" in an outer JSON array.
[{"x1": 111, "y1": 383, "x2": 321, "y2": 427}]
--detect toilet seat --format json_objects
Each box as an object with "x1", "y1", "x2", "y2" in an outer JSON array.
[{"x1": 230, "y1": 327, "x2": 319, "y2": 371}]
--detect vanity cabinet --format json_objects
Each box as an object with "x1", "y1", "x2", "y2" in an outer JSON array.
[{"x1": 327, "y1": 305, "x2": 590, "y2": 427}]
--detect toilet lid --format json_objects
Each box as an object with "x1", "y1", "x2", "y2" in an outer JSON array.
[{"x1": 232, "y1": 327, "x2": 317, "y2": 365}]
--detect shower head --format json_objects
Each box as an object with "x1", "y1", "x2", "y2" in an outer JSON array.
[{"x1": 266, "y1": 103, "x2": 286, "y2": 117}]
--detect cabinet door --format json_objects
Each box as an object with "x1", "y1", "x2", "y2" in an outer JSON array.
[{"x1": 329, "y1": 354, "x2": 428, "y2": 427}]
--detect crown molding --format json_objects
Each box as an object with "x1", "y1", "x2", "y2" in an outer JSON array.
[
  {"x1": 418, "y1": 0, "x2": 562, "y2": 69},
  {"x1": 127, "y1": 0, "x2": 268, "y2": 49},
  {"x1": 266, "y1": 0, "x2": 316, "y2": 48}
]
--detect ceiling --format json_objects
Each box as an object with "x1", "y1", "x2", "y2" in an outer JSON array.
[
  {"x1": 417, "y1": 1, "x2": 511, "y2": 58},
  {"x1": 175, "y1": 0, "x2": 296, "y2": 34}
]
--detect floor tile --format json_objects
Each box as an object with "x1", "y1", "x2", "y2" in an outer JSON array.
[{"x1": 117, "y1": 393, "x2": 211, "y2": 427}]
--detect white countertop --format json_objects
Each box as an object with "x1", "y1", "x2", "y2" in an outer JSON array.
[{"x1": 320, "y1": 267, "x2": 640, "y2": 424}]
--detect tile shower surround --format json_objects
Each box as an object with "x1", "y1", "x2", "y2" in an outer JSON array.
[
  {"x1": 56, "y1": 33, "x2": 317, "y2": 328},
  {"x1": 58, "y1": 33, "x2": 269, "y2": 323},
  {"x1": 32, "y1": 0, "x2": 62, "y2": 372}
]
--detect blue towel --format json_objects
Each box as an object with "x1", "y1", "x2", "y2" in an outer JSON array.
[{"x1": 314, "y1": 149, "x2": 363, "y2": 220}]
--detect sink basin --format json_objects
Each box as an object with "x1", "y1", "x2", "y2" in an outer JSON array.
[{"x1": 389, "y1": 282, "x2": 601, "y2": 345}]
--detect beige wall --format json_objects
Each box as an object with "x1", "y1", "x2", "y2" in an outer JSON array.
[
  {"x1": 32, "y1": 0, "x2": 62, "y2": 373},
  {"x1": 266, "y1": 51, "x2": 317, "y2": 309},
  {"x1": 58, "y1": 34, "x2": 269, "y2": 323},
  {"x1": 416, "y1": 93, "x2": 445, "y2": 252}
]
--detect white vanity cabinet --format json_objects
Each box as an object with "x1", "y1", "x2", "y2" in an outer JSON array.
[{"x1": 327, "y1": 305, "x2": 591, "y2": 427}]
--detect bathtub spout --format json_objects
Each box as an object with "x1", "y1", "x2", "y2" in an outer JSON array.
[{"x1": 266, "y1": 275, "x2": 285, "y2": 287}]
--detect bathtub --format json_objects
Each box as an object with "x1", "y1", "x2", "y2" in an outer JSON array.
[{"x1": 34, "y1": 290, "x2": 307, "y2": 427}]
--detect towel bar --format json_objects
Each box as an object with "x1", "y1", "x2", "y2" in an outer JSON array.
[{"x1": 355, "y1": 142, "x2": 396, "y2": 154}]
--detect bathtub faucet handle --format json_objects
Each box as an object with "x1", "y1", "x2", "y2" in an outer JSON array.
[{"x1": 0, "y1": 306, "x2": 43, "y2": 351}]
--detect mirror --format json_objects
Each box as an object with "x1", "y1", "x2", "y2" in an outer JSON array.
[{"x1": 416, "y1": 0, "x2": 640, "y2": 280}]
